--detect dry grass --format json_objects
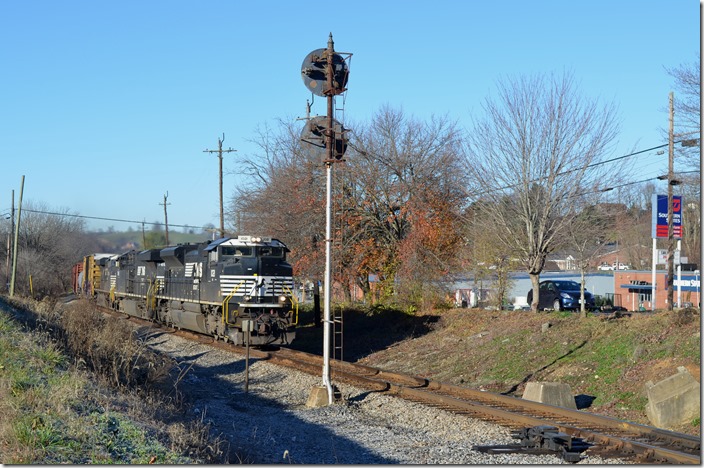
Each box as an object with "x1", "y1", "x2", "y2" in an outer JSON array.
[
  {"x1": 356, "y1": 306, "x2": 701, "y2": 435},
  {"x1": 58, "y1": 300, "x2": 173, "y2": 389},
  {"x1": 0, "y1": 296, "x2": 230, "y2": 463}
]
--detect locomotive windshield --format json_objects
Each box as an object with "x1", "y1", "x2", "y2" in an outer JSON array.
[
  {"x1": 221, "y1": 246, "x2": 253, "y2": 257},
  {"x1": 259, "y1": 246, "x2": 285, "y2": 258}
]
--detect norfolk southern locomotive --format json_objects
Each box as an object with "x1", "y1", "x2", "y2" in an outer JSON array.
[{"x1": 73, "y1": 235, "x2": 297, "y2": 346}]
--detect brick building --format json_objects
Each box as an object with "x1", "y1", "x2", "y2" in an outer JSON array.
[{"x1": 614, "y1": 270, "x2": 701, "y2": 310}]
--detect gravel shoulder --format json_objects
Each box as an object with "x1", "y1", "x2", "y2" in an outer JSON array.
[{"x1": 141, "y1": 327, "x2": 630, "y2": 464}]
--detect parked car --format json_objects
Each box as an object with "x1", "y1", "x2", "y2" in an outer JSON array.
[
  {"x1": 526, "y1": 280, "x2": 595, "y2": 311},
  {"x1": 597, "y1": 262, "x2": 630, "y2": 271}
]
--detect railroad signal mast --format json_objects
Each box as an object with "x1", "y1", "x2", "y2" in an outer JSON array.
[{"x1": 300, "y1": 33, "x2": 351, "y2": 406}]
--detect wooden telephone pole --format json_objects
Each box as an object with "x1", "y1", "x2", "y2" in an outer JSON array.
[
  {"x1": 666, "y1": 92, "x2": 675, "y2": 310},
  {"x1": 203, "y1": 134, "x2": 236, "y2": 238},
  {"x1": 159, "y1": 192, "x2": 171, "y2": 246}
]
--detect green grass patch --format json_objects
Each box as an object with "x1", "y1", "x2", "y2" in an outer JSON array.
[{"x1": 0, "y1": 302, "x2": 225, "y2": 464}]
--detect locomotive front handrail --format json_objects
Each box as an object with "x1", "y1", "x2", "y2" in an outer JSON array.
[
  {"x1": 222, "y1": 279, "x2": 246, "y2": 326},
  {"x1": 146, "y1": 279, "x2": 160, "y2": 312},
  {"x1": 281, "y1": 283, "x2": 299, "y2": 326}
]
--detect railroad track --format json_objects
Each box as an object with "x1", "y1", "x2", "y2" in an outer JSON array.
[
  {"x1": 106, "y1": 308, "x2": 701, "y2": 464},
  {"x1": 262, "y1": 346, "x2": 700, "y2": 464}
]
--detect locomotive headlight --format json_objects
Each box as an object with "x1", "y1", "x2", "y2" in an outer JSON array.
[{"x1": 252, "y1": 236, "x2": 262, "y2": 243}]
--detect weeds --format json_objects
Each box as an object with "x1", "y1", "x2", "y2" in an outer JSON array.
[
  {"x1": 56, "y1": 301, "x2": 174, "y2": 389},
  {"x1": 359, "y1": 306, "x2": 700, "y2": 435},
  {"x1": 0, "y1": 297, "x2": 229, "y2": 464}
]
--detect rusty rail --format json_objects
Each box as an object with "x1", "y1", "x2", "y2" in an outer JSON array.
[{"x1": 98, "y1": 307, "x2": 701, "y2": 464}]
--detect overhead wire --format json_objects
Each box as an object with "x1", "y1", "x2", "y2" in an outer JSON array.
[
  {"x1": 0, "y1": 140, "x2": 696, "y2": 230},
  {"x1": 1, "y1": 208, "x2": 204, "y2": 231},
  {"x1": 465, "y1": 139, "x2": 696, "y2": 200}
]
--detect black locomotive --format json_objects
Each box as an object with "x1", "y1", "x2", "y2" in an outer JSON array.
[{"x1": 74, "y1": 235, "x2": 297, "y2": 346}]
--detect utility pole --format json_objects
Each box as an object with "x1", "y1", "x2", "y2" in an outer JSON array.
[
  {"x1": 203, "y1": 134, "x2": 236, "y2": 238},
  {"x1": 5, "y1": 190, "x2": 14, "y2": 292},
  {"x1": 666, "y1": 92, "x2": 675, "y2": 311},
  {"x1": 159, "y1": 192, "x2": 171, "y2": 246},
  {"x1": 10, "y1": 176, "x2": 24, "y2": 297}
]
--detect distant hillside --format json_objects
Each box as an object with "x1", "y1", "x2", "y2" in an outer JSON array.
[{"x1": 86, "y1": 229, "x2": 214, "y2": 253}]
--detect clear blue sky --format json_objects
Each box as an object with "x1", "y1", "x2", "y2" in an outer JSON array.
[{"x1": 0, "y1": 0, "x2": 699, "y2": 232}]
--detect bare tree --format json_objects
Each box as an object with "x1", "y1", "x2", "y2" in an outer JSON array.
[
  {"x1": 463, "y1": 72, "x2": 620, "y2": 312},
  {"x1": 230, "y1": 119, "x2": 326, "y2": 283},
  {"x1": 677, "y1": 175, "x2": 701, "y2": 266},
  {"x1": 666, "y1": 56, "x2": 700, "y2": 270},
  {"x1": 666, "y1": 55, "x2": 700, "y2": 168},
  {"x1": 343, "y1": 106, "x2": 468, "y2": 305},
  {"x1": 565, "y1": 201, "x2": 612, "y2": 317},
  {"x1": 0, "y1": 202, "x2": 100, "y2": 296},
  {"x1": 232, "y1": 107, "x2": 469, "y2": 307},
  {"x1": 465, "y1": 201, "x2": 517, "y2": 309}
]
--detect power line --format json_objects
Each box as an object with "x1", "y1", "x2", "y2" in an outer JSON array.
[
  {"x1": 467, "y1": 140, "x2": 694, "y2": 200},
  {"x1": 2, "y1": 142, "x2": 694, "y2": 230},
  {"x1": 6, "y1": 208, "x2": 206, "y2": 231}
]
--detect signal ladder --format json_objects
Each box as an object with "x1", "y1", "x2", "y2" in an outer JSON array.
[{"x1": 332, "y1": 304, "x2": 343, "y2": 363}]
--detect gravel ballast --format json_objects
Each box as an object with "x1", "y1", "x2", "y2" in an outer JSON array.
[{"x1": 143, "y1": 328, "x2": 630, "y2": 464}]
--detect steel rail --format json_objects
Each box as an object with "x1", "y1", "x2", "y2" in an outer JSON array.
[
  {"x1": 97, "y1": 306, "x2": 700, "y2": 464},
  {"x1": 262, "y1": 347, "x2": 700, "y2": 464}
]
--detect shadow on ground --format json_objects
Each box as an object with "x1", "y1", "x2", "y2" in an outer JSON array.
[
  {"x1": 0, "y1": 298, "x2": 398, "y2": 464},
  {"x1": 288, "y1": 305, "x2": 440, "y2": 362}
]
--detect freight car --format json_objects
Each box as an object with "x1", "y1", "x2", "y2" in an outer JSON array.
[{"x1": 73, "y1": 235, "x2": 297, "y2": 346}]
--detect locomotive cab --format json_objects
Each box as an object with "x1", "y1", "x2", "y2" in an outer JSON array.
[{"x1": 206, "y1": 236, "x2": 296, "y2": 345}]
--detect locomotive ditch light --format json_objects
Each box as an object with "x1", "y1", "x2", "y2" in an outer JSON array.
[{"x1": 279, "y1": 295, "x2": 288, "y2": 303}]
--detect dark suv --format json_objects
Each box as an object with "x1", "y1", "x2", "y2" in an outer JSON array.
[{"x1": 526, "y1": 280, "x2": 595, "y2": 311}]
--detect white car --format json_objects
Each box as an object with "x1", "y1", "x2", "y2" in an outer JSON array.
[{"x1": 599, "y1": 262, "x2": 631, "y2": 271}]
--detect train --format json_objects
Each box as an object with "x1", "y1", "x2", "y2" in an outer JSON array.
[{"x1": 72, "y1": 235, "x2": 297, "y2": 346}]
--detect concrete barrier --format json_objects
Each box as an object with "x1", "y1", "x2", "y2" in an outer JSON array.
[
  {"x1": 306, "y1": 386, "x2": 330, "y2": 407},
  {"x1": 645, "y1": 366, "x2": 700, "y2": 429},
  {"x1": 522, "y1": 382, "x2": 577, "y2": 409}
]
